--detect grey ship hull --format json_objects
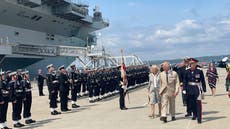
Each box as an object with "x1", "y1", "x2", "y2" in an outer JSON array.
[
  {"x1": 0, "y1": 0, "x2": 109, "y2": 72},
  {"x1": 0, "y1": 55, "x2": 43, "y2": 70}
]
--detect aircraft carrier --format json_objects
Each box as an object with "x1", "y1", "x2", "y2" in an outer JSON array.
[{"x1": 0, "y1": 0, "x2": 109, "y2": 71}]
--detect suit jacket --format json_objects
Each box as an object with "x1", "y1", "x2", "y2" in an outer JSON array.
[{"x1": 159, "y1": 70, "x2": 179, "y2": 96}]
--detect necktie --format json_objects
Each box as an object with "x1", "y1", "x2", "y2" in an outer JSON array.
[{"x1": 166, "y1": 71, "x2": 169, "y2": 84}]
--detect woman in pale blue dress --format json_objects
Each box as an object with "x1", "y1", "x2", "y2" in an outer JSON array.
[{"x1": 147, "y1": 65, "x2": 161, "y2": 118}]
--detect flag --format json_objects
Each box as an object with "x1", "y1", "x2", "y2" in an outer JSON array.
[{"x1": 120, "y1": 49, "x2": 128, "y2": 86}]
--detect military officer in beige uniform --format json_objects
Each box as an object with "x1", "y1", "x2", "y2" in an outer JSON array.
[{"x1": 159, "y1": 61, "x2": 179, "y2": 123}]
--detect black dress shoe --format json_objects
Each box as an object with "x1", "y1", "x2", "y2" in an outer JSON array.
[
  {"x1": 51, "y1": 111, "x2": 58, "y2": 115},
  {"x1": 198, "y1": 121, "x2": 202, "y2": 124},
  {"x1": 25, "y1": 119, "x2": 36, "y2": 124},
  {"x1": 160, "y1": 117, "x2": 164, "y2": 121},
  {"x1": 120, "y1": 107, "x2": 128, "y2": 110},
  {"x1": 185, "y1": 113, "x2": 192, "y2": 117},
  {"x1": 54, "y1": 110, "x2": 61, "y2": 114},
  {"x1": 192, "y1": 117, "x2": 197, "y2": 120},
  {"x1": 163, "y1": 117, "x2": 167, "y2": 123},
  {"x1": 89, "y1": 100, "x2": 94, "y2": 103},
  {"x1": 72, "y1": 104, "x2": 80, "y2": 108},
  {"x1": 171, "y1": 117, "x2": 176, "y2": 121},
  {"x1": 14, "y1": 123, "x2": 25, "y2": 128}
]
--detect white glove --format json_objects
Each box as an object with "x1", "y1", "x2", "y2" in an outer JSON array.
[{"x1": 182, "y1": 90, "x2": 186, "y2": 94}]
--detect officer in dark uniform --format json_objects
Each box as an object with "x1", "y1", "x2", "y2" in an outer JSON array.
[
  {"x1": 93, "y1": 69, "x2": 100, "y2": 101},
  {"x1": 81, "y1": 70, "x2": 88, "y2": 96},
  {"x1": 104, "y1": 69, "x2": 110, "y2": 97},
  {"x1": 177, "y1": 57, "x2": 192, "y2": 117},
  {"x1": 58, "y1": 65, "x2": 71, "y2": 112},
  {"x1": 0, "y1": 72, "x2": 11, "y2": 129},
  {"x1": 37, "y1": 69, "x2": 46, "y2": 96},
  {"x1": 46, "y1": 64, "x2": 61, "y2": 115},
  {"x1": 5, "y1": 71, "x2": 11, "y2": 84},
  {"x1": 69, "y1": 64, "x2": 80, "y2": 108},
  {"x1": 17, "y1": 69, "x2": 23, "y2": 82},
  {"x1": 100, "y1": 69, "x2": 106, "y2": 98},
  {"x1": 21, "y1": 71, "x2": 36, "y2": 124},
  {"x1": 88, "y1": 71, "x2": 95, "y2": 103},
  {"x1": 9, "y1": 71, "x2": 25, "y2": 128},
  {"x1": 183, "y1": 58, "x2": 206, "y2": 124}
]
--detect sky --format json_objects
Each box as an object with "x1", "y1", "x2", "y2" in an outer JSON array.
[{"x1": 88, "y1": 0, "x2": 230, "y2": 60}]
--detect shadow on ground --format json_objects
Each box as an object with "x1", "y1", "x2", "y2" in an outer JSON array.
[
  {"x1": 21, "y1": 118, "x2": 61, "y2": 129},
  {"x1": 203, "y1": 116, "x2": 227, "y2": 123}
]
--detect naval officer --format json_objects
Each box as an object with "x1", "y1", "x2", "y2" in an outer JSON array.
[
  {"x1": 177, "y1": 57, "x2": 192, "y2": 117},
  {"x1": 58, "y1": 65, "x2": 71, "y2": 112},
  {"x1": 0, "y1": 72, "x2": 11, "y2": 129},
  {"x1": 21, "y1": 71, "x2": 36, "y2": 124},
  {"x1": 69, "y1": 64, "x2": 80, "y2": 108},
  {"x1": 46, "y1": 64, "x2": 61, "y2": 115},
  {"x1": 9, "y1": 71, "x2": 25, "y2": 128},
  {"x1": 183, "y1": 58, "x2": 206, "y2": 124}
]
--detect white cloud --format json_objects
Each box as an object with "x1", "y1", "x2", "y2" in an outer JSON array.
[
  {"x1": 219, "y1": 19, "x2": 230, "y2": 24},
  {"x1": 99, "y1": 18, "x2": 230, "y2": 60}
]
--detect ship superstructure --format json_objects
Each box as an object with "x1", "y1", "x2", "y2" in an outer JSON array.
[{"x1": 0, "y1": 0, "x2": 109, "y2": 70}]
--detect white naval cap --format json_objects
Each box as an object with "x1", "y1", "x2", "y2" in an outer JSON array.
[
  {"x1": 9, "y1": 71, "x2": 17, "y2": 76},
  {"x1": 0, "y1": 71, "x2": 5, "y2": 75},
  {"x1": 58, "y1": 65, "x2": 65, "y2": 70},
  {"x1": 22, "y1": 70, "x2": 29, "y2": 75},
  {"x1": 46, "y1": 64, "x2": 54, "y2": 69}
]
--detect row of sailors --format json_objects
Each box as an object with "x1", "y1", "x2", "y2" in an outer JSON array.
[
  {"x1": 45, "y1": 64, "x2": 150, "y2": 114},
  {"x1": 0, "y1": 64, "x2": 149, "y2": 128},
  {"x1": 0, "y1": 70, "x2": 36, "y2": 129},
  {"x1": 71, "y1": 64, "x2": 149, "y2": 102}
]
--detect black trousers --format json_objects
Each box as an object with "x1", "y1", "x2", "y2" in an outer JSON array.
[
  {"x1": 23, "y1": 93, "x2": 32, "y2": 118},
  {"x1": 100, "y1": 82, "x2": 105, "y2": 96},
  {"x1": 82, "y1": 82, "x2": 87, "y2": 93},
  {"x1": 186, "y1": 94, "x2": 192, "y2": 114},
  {"x1": 105, "y1": 83, "x2": 110, "y2": 94},
  {"x1": 88, "y1": 85, "x2": 94, "y2": 98},
  {"x1": 71, "y1": 86, "x2": 78, "y2": 102},
  {"x1": 60, "y1": 91, "x2": 68, "y2": 111},
  {"x1": 49, "y1": 88, "x2": 58, "y2": 108},
  {"x1": 12, "y1": 97, "x2": 23, "y2": 121},
  {"x1": 119, "y1": 87, "x2": 126, "y2": 109},
  {"x1": 94, "y1": 84, "x2": 100, "y2": 97},
  {"x1": 0, "y1": 97, "x2": 9, "y2": 123},
  {"x1": 188, "y1": 94, "x2": 202, "y2": 122},
  {"x1": 76, "y1": 83, "x2": 81, "y2": 94},
  {"x1": 38, "y1": 84, "x2": 44, "y2": 96}
]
